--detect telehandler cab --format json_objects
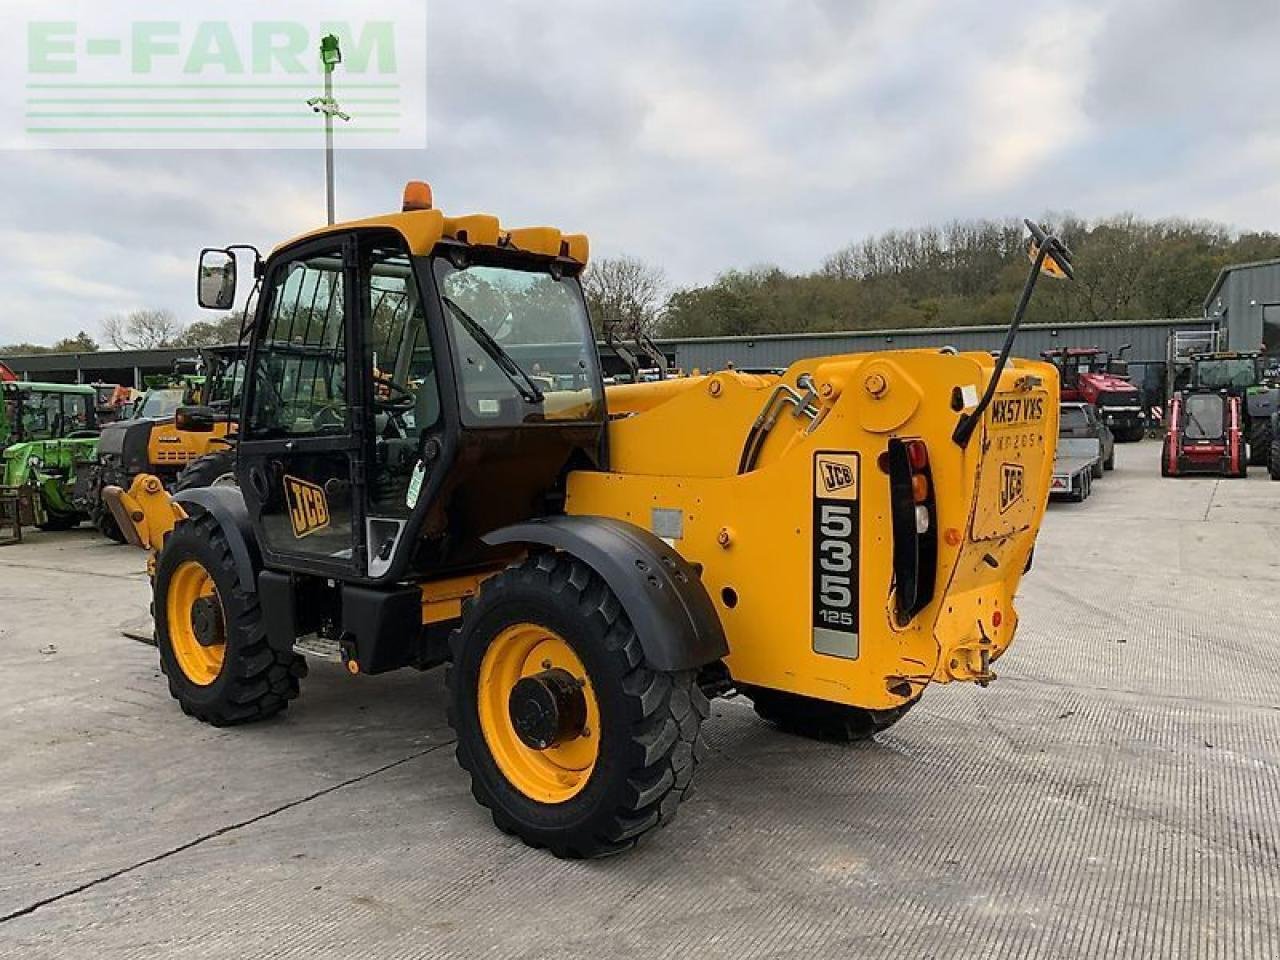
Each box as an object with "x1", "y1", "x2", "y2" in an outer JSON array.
[{"x1": 106, "y1": 186, "x2": 1066, "y2": 857}]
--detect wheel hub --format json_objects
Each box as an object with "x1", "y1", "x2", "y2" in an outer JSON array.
[
  {"x1": 190, "y1": 596, "x2": 224, "y2": 648},
  {"x1": 508, "y1": 669, "x2": 587, "y2": 750}
]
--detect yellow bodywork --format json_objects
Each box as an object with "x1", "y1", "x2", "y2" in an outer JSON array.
[
  {"x1": 280, "y1": 208, "x2": 589, "y2": 265},
  {"x1": 126, "y1": 193, "x2": 1058, "y2": 716},
  {"x1": 569, "y1": 351, "x2": 1059, "y2": 711},
  {"x1": 146, "y1": 419, "x2": 234, "y2": 470}
]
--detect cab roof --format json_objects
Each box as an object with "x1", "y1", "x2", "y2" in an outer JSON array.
[
  {"x1": 276, "y1": 182, "x2": 590, "y2": 266},
  {"x1": 3, "y1": 381, "x2": 96, "y2": 395}
]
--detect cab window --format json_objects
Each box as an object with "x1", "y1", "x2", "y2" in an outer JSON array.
[
  {"x1": 364, "y1": 244, "x2": 440, "y2": 518},
  {"x1": 249, "y1": 249, "x2": 347, "y2": 438}
]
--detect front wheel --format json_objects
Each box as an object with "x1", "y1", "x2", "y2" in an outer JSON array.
[
  {"x1": 154, "y1": 511, "x2": 306, "y2": 725},
  {"x1": 1269, "y1": 437, "x2": 1280, "y2": 481},
  {"x1": 89, "y1": 463, "x2": 127, "y2": 543},
  {"x1": 447, "y1": 553, "x2": 709, "y2": 858}
]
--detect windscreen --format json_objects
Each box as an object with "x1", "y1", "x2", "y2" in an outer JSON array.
[
  {"x1": 1194, "y1": 359, "x2": 1257, "y2": 390},
  {"x1": 1183, "y1": 394, "x2": 1225, "y2": 440},
  {"x1": 136, "y1": 389, "x2": 185, "y2": 419},
  {"x1": 434, "y1": 259, "x2": 602, "y2": 426}
]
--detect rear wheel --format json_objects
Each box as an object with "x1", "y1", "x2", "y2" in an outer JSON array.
[
  {"x1": 154, "y1": 512, "x2": 306, "y2": 725},
  {"x1": 745, "y1": 685, "x2": 918, "y2": 741},
  {"x1": 174, "y1": 451, "x2": 236, "y2": 491},
  {"x1": 1116, "y1": 426, "x2": 1145, "y2": 443},
  {"x1": 1270, "y1": 436, "x2": 1280, "y2": 481},
  {"x1": 1248, "y1": 420, "x2": 1272, "y2": 467},
  {"x1": 1091, "y1": 459, "x2": 1104, "y2": 479},
  {"x1": 447, "y1": 553, "x2": 708, "y2": 858},
  {"x1": 35, "y1": 507, "x2": 79, "y2": 531}
]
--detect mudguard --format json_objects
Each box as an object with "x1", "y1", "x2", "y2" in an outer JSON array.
[
  {"x1": 173, "y1": 485, "x2": 261, "y2": 587},
  {"x1": 483, "y1": 516, "x2": 728, "y2": 672}
]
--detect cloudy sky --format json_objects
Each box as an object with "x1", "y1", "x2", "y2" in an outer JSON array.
[{"x1": 2, "y1": 0, "x2": 1278, "y2": 345}]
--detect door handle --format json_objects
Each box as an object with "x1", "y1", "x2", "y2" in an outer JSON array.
[
  {"x1": 283, "y1": 440, "x2": 295, "y2": 451},
  {"x1": 248, "y1": 465, "x2": 270, "y2": 500}
]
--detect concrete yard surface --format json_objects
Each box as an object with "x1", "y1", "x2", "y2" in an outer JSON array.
[{"x1": 1, "y1": 441, "x2": 1279, "y2": 959}]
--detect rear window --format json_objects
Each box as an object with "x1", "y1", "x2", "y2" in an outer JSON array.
[{"x1": 1059, "y1": 407, "x2": 1089, "y2": 431}]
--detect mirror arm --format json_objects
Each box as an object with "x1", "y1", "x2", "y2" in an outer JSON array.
[{"x1": 952, "y1": 238, "x2": 1049, "y2": 448}]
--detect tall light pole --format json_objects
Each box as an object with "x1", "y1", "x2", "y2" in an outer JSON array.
[{"x1": 307, "y1": 34, "x2": 349, "y2": 225}]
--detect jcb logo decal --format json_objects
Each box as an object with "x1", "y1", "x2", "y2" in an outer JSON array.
[
  {"x1": 284, "y1": 475, "x2": 330, "y2": 539},
  {"x1": 999, "y1": 462, "x2": 1024, "y2": 514},
  {"x1": 990, "y1": 395, "x2": 1045, "y2": 427},
  {"x1": 815, "y1": 454, "x2": 859, "y2": 501}
]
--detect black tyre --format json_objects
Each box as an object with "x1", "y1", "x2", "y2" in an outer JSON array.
[
  {"x1": 154, "y1": 511, "x2": 306, "y2": 726},
  {"x1": 1115, "y1": 426, "x2": 1145, "y2": 443},
  {"x1": 1103, "y1": 450, "x2": 1115, "y2": 471},
  {"x1": 93, "y1": 501, "x2": 126, "y2": 542},
  {"x1": 1269, "y1": 437, "x2": 1280, "y2": 481},
  {"x1": 1091, "y1": 459, "x2": 1104, "y2": 479},
  {"x1": 447, "y1": 553, "x2": 709, "y2": 858},
  {"x1": 35, "y1": 508, "x2": 79, "y2": 531},
  {"x1": 174, "y1": 451, "x2": 236, "y2": 491},
  {"x1": 89, "y1": 462, "x2": 127, "y2": 543},
  {"x1": 1248, "y1": 420, "x2": 1272, "y2": 467},
  {"x1": 745, "y1": 685, "x2": 918, "y2": 741}
]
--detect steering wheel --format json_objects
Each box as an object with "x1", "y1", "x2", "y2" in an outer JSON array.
[
  {"x1": 374, "y1": 376, "x2": 416, "y2": 412},
  {"x1": 312, "y1": 404, "x2": 345, "y2": 433}
]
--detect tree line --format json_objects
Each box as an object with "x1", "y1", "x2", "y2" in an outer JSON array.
[
  {"x1": 590, "y1": 214, "x2": 1280, "y2": 340},
  {"x1": 6, "y1": 214, "x2": 1279, "y2": 356}
]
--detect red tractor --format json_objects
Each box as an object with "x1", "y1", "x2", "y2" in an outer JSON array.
[
  {"x1": 1040, "y1": 346, "x2": 1145, "y2": 442},
  {"x1": 1161, "y1": 387, "x2": 1247, "y2": 478},
  {"x1": 0, "y1": 360, "x2": 16, "y2": 383}
]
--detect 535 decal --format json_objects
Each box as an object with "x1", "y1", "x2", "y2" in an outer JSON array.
[{"x1": 812, "y1": 452, "x2": 860, "y2": 660}]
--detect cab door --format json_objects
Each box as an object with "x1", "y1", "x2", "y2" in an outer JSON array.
[{"x1": 237, "y1": 236, "x2": 365, "y2": 577}]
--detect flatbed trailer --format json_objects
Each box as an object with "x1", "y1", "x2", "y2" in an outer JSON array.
[{"x1": 1050, "y1": 437, "x2": 1101, "y2": 502}]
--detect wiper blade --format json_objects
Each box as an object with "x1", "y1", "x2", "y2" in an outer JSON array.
[{"x1": 442, "y1": 297, "x2": 544, "y2": 404}]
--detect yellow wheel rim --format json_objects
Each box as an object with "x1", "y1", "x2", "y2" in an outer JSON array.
[
  {"x1": 166, "y1": 560, "x2": 226, "y2": 686},
  {"x1": 477, "y1": 623, "x2": 600, "y2": 804}
]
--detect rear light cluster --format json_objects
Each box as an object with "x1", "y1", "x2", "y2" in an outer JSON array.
[
  {"x1": 885, "y1": 438, "x2": 938, "y2": 624},
  {"x1": 905, "y1": 440, "x2": 931, "y2": 535}
]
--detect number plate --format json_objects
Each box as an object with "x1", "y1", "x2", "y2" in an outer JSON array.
[{"x1": 812, "y1": 452, "x2": 860, "y2": 660}]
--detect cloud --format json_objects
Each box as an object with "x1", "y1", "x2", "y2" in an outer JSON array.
[{"x1": 0, "y1": 0, "x2": 1277, "y2": 345}]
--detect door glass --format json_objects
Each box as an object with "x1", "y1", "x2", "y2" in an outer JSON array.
[
  {"x1": 247, "y1": 247, "x2": 355, "y2": 565},
  {"x1": 249, "y1": 253, "x2": 347, "y2": 438},
  {"x1": 365, "y1": 246, "x2": 439, "y2": 520}
]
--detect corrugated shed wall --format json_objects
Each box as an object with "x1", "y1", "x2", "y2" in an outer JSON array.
[
  {"x1": 1204, "y1": 262, "x2": 1280, "y2": 351},
  {"x1": 662, "y1": 319, "x2": 1210, "y2": 373}
]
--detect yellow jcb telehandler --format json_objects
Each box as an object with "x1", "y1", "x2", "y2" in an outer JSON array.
[{"x1": 106, "y1": 184, "x2": 1065, "y2": 857}]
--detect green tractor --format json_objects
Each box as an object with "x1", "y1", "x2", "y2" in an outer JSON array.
[
  {"x1": 1, "y1": 381, "x2": 101, "y2": 531},
  {"x1": 1184, "y1": 352, "x2": 1280, "y2": 466}
]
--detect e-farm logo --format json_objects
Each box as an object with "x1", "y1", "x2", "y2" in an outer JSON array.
[{"x1": 5, "y1": 1, "x2": 425, "y2": 150}]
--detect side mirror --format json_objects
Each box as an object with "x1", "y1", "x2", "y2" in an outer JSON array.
[
  {"x1": 198, "y1": 249, "x2": 237, "y2": 310},
  {"x1": 175, "y1": 405, "x2": 219, "y2": 433}
]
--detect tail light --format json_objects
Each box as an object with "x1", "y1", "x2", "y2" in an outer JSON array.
[{"x1": 887, "y1": 438, "x2": 937, "y2": 623}]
